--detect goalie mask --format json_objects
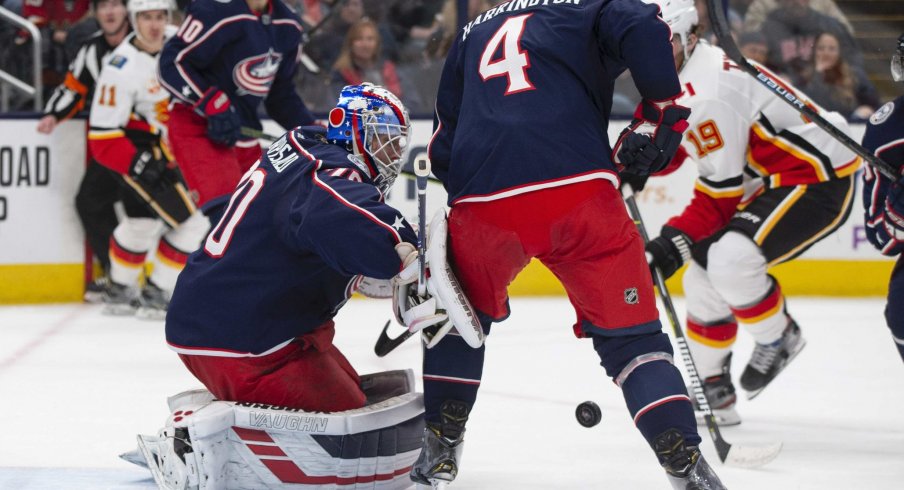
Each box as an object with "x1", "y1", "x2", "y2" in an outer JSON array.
[
  {"x1": 327, "y1": 84, "x2": 410, "y2": 194},
  {"x1": 644, "y1": 0, "x2": 698, "y2": 63},
  {"x1": 892, "y1": 33, "x2": 904, "y2": 82}
]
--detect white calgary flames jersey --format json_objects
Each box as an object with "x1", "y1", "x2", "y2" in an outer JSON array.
[
  {"x1": 89, "y1": 28, "x2": 175, "y2": 143},
  {"x1": 666, "y1": 41, "x2": 860, "y2": 241}
]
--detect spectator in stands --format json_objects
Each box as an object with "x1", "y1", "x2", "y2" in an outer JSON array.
[
  {"x1": 385, "y1": 0, "x2": 445, "y2": 63},
  {"x1": 743, "y1": 0, "x2": 852, "y2": 34},
  {"x1": 36, "y1": 0, "x2": 130, "y2": 301},
  {"x1": 738, "y1": 30, "x2": 770, "y2": 65},
  {"x1": 798, "y1": 31, "x2": 879, "y2": 120},
  {"x1": 304, "y1": 0, "x2": 396, "y2": 71},
  {"x1": 330, "y1": 18, "x2": 421, "y2": 111},
  {"x1": 20, "y1": 0, "x2": 91, "y2": 97},
  {"x1": 759, "y1": 0, "x2": 861, "y2": 80}
]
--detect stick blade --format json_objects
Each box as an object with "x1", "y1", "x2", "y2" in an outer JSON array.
[{"x1": 722, "y1": 441, "x2": 783, "y2": 468}]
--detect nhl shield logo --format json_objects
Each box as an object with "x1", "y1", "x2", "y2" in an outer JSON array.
[{"x1": 624, "y1": 287, "x2": 639, "y2": 305}]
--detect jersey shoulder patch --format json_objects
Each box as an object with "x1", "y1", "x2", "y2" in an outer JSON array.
[
  {"x1": 870, "y1": 101, "x2": 895, "y2": 125},
  {"x1": 108, "y1": 54, "x2": 128, "y2": 69}
]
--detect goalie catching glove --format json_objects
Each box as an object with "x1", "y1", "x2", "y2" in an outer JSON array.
[
  {"x1": 613, "y1": 98, "x2": 691, "y2": 177},
  {"x1": 393, "y1": 209, "x2": 485, "y2": 349}
]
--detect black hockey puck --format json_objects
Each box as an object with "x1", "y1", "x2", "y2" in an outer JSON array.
[{"x1": 575, "y1": 401, "x2": 602, "y2": 428}]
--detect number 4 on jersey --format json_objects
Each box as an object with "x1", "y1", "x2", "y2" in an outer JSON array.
[{"x1": 479, "y1": 14, "x2": 535, "y2": 95}]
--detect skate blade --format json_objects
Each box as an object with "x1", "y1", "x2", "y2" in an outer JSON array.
[
  {"x1": 136, "y1": 307, "x2": 167, "y2": 321},
  {"x1": 745, "y1": 338, "x2": 807, "y2": 400},
  {"x1": 694, "y1": 407, "x2": 741, "y2": 426},
  {"x1": 102, "y1": 304, "x2": 138, "y2": 316},
  {"x1": 84, "y1": 291, "x2": 104, "y2": 304},
  {"x1": 118, "y1": 448, "x2": 148, "y2": 468}
]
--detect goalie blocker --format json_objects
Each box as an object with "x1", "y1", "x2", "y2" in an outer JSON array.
[{"x1": 136, "y1": 370, "x2": 424, "y2": 490}]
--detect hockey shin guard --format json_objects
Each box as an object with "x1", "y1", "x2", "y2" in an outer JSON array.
[
  {"x1": 592, "y1": 332, "x2": 700, "y2": 448},
  {"x1": 422, "y1": 324, "x2": 491, "y2": 425}
]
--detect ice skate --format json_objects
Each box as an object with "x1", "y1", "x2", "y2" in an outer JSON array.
[
  {"x1": 411, "y1": 400, "x2": 469, "y2": 488},
  {"x1": 84, "y1": 275, "x2": 109, "y2": 303},
  {"x1": 136, "y1": 280, "x2": 169, "y2": 321},
  {"x1": 740, "y1": 320, "x2": 806, "y2": 399},
  {"x1": 690, "y1": 354, "x2": 740, "y2": 426},
  {"x1": 102, "y1": 280, "x2": 139, "y2": 315},
  {"x1": 654, "y1": 429, "x2": 726, "y2": 490}
]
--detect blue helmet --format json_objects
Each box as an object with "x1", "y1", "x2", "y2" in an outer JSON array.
[{"x1": 327, "y1": 83, "x2": 410, "y2": 193}]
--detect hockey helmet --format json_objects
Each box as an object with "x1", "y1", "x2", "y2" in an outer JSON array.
[
  {"x1": 892, "y1": 33, "x2": 904, "y2": 82},
  {"x1": 327, "y1": 84, "x2": 410, "y2": 194},
  {"x1": 128, "y1": 0, "x2": 172, "y2": 28},
  {"x1": 644, "y1": 0, "x2": 698, "y2": 59}
]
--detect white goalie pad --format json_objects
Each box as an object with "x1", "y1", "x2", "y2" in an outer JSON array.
[
  {"x1": 136, "y1": 370, "x2": 424, "y2": 490},
  {"x1": 426, "y1": 209, "x2": 486, "y2": 349}
]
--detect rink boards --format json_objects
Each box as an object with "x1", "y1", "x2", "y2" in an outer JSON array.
[{"x1": 0, "y1": 116, "x2": 892, "y2": 303}]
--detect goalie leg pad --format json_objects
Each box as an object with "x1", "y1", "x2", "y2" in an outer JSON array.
[
  {"x1": 140, "y1": 371, "x2": 424, "y2": 489},
  {"x1": 426, "y1": 209, "x2": 485, "y2": 348}
]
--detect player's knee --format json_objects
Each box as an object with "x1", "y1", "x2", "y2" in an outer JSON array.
[
  {"x1": 140, "y1": 370, "x2": 424, "y2": 490},
  {"x1": 113, "y1": 218, "x2": 162, "y2": 251},
  {"x1": 165, "y1": 212, "x2": 210, "y2": 252},
  {"x1": 706, "y1": 231, "x2": 766, "y2": 289},
  {"x1": 591, "y1": 331, "x2": 674, "y2": 379},
  {"x1": 681, "y1": 261, "x2": 711, "y2": 299}
]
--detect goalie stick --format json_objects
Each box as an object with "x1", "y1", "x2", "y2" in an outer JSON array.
[
  {"x1": 705, "y1": 0, "x2": 897, "y2": 180},
  {"x1": 622, "y1": 184, "x2": 783, "y2": 468},
  {"x1": 374, "y1": 157, "x2": 432, "y2": 357}
]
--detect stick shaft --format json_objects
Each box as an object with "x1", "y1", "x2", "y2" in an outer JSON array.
[
  {"x1": 414, "y1": 157, "x2": 431, "y2": 296},
  {"x1": 622, "y1": 185, "x2": 732, "y2": 462},
  {"x1": 706, "y1": 0, "x2": 896, "y2": 179}
]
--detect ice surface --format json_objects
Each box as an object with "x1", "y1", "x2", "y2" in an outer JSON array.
[{"x1": 0, "y1": 297, "x2": 901, "y2": 489}]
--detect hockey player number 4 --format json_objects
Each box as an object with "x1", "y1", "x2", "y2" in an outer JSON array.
[{"x1": 478, "y1": 14, "x2": 535, "y2": 95}]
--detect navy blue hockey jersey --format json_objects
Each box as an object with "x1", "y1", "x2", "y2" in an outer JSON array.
[
  {"x1": 429, "y1": 0, "x2": 681, "y2": 205},
  {"x1": 862, "y1": 96, "x2": 904, "y2": 256},
  {"x1": 166, "y1": 128, "x2": 417, "y2": 356},
  {"x1": 159, "y1": 0, "x2": 313, "y2": 137}
]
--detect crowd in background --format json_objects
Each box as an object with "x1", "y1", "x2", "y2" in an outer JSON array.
[{"x1": 0, "y1": 0, "x2": 896, "y2": 119}]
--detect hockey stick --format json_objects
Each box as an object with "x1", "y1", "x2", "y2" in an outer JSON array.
[
  {"x1": 241, "y1": 126, "x2": 278, "y2": 141},
  {"x1": 705, "y1": 0, "x2": 896, "y2": 180},
  {"x1": 298, "y1": 0, "x2": 348, "y2": 73},
  {"x1": 622, "y1": 185, "x2": 783, "y2": 468},
  {"x1": 415, "y1": 156, "x2": 431, "y2": 295},
  {"x1": 374, "y1": 157, "x2": 432, "y2": 357}
]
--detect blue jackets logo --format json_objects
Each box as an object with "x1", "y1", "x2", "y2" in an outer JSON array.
[{"x1": 233, "y1": 49, "x2": 283, "y2": 96}]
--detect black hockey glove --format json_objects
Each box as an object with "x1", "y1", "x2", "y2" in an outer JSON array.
[
  {"x1": 129, "y1": 148, "x2": 168, "y2": 189},
  {"x1": 619, "y1": 172, "x2": 649, "y2": 192},
  {"x1": 646, "y1": 225, "x2": 693, "y2": 280},
  {"x1": 883, "y1": 180, "x2": 904, "y2": 241},
  {"x1": 194, "y1": 87, "x2": 241, "y2": 147},
  {"x1": 613, "y1": 98, "x2": 691, "y2": 177}
]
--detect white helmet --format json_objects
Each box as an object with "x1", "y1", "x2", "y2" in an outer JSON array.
[
  {"x1": 128, "y1": 0, "x2": 172, "y2": 27},
  {"x1": 644, "y1": 0, "x2": 699, "y2": 58}
]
